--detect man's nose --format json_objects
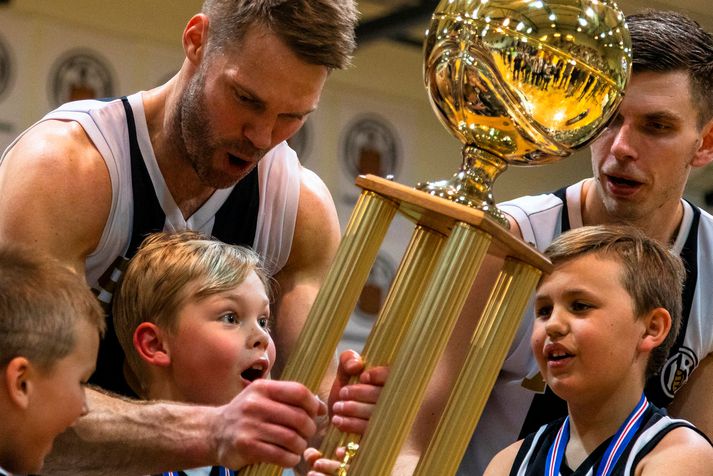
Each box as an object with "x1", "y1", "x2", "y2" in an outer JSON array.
[
  {"x1": 244, "y1": 115, "x2": 275, "y2": 151},
  {"x1": 609, "y1": 122, "x2": 638, "y2": 161}
]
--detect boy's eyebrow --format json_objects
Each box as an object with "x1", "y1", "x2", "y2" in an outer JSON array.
[
  {"x1": 223, "y1": 294, "x2": 270, "y2": 308},
  {"x1": 534, "y1": 286, "x2": 594, "y2": 300}
]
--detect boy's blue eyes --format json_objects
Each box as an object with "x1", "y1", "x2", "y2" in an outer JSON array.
[
  {"x1": 220, "y1": 313, "x2": 238, "y2": 324},
  {"x1": 219, "y1": 313, "x2": 270, "y2": 329}
]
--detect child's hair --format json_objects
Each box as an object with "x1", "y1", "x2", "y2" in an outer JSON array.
[
  {"x1": 543, "y1": 225, "x2": 684, "y2": 378},
  {"x1": 0, "y1": 244, "x2": 105, "y2": 371},
  {"x1": 114, "y1": 231, "x2": 270, "y2": 386}
]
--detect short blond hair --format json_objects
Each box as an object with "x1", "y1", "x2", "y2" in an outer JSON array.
[
  {"x1": 113, "y1": 231, "x2": 270, "y2": 386},
  {"x1": 543, "y1": 225, "x2": 684, "y2": 378},
  {"x1": 0, "y1": 244, "x2": 105, "y2": 372}
]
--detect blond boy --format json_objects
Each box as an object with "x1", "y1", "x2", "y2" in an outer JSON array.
[
  {"x1": 114, "y1": 231, "x2": 384, "y2": 474},
  {"x1": 0, "y1": 245, "x2": 104, "y2": 475}
]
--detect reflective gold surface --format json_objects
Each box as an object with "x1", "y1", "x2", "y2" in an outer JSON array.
[{"x1": 419, "y1": 0, "x2": 631, "y2": 225}]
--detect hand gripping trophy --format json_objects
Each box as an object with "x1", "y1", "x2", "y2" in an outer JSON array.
[{"x1": 243, "y1": 1, "x2": 630, "y2": 476}]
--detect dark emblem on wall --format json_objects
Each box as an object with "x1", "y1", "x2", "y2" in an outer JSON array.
[
  {"x1": 341, "y1": 114, "x2": 401, "y2": 180},
  {"x1": 49, "y1": 49, "x2": 115, "y2": 106},
  {"x1": 659, "y1": 346, "x2": 698, "y2": 399},
  {"x1": 287, "y1": 119, "x2": 312, "y2": 163},
  {"x1": 0, "y1": 32, "x2": 13, "y2": 102},
  {"x1": 356, "y1": 252, "x2": 396, "y2": 319}
]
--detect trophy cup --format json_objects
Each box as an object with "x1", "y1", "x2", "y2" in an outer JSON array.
[
  {"x1": 419, "y1": 0, "x2": 631, "y2": 226},
  {"x1": 243, "y1": 1, "x2": 630, "y2": 475}
]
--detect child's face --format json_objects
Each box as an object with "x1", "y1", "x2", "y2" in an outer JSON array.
[
  {"x1": 164, "y1": 270, "x2": 276, "y2": 405},
  {"x1": 21, "y1": 318, "x2": 98, "y2": 474},
  {"x1": 531, "y1": 254, "x2": 648, "y2": 403}
]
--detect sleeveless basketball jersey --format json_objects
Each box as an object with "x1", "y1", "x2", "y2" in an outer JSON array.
[
  {"x1": 1, "y1": 93, "x2": 302, "y2": 395},
  {"x1": 510, "y1": 405, "x2": 708, "y2": 475},
  {"x1": 457, "y1": 179, "x2": 713, "y2": 475}
]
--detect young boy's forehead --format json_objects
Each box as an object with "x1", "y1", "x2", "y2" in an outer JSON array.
[{"x1": 536, "y1": 251, "x2": 623, "y2": 289}]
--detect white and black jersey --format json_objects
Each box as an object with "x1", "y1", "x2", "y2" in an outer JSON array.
[
  {"x1": 1, "y1": 93, "x2": 302, "y2": 396},
  {"x1": 510, "y1": 405, "x2": 707, "y2": 475}
]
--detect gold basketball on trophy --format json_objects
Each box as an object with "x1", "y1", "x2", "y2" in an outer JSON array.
[{"x1": 419, "y1": 0, "x2": 631, "y2": 226}]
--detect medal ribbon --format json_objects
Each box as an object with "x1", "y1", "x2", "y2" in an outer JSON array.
[{"x1": 544, "y1": 393, "x2": 649, "y2": 476}]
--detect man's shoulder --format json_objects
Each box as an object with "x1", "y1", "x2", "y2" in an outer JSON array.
[{"x1": 499, "y1": 191, "x2": 565, "y2": 214}]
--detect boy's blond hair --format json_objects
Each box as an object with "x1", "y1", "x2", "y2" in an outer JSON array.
[
  {"x1": 0, "y1": 244, "x2": 105, "y2": 371},
  {"x1": 544, "y1": 225, "x2": 684, "y2": 378},
  {"x1": 114, "y1": 231, "x2": 270, "y2": 388}
]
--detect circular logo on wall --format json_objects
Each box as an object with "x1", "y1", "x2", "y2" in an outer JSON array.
[
  {"x1": 287, "y1": 119, "x2": 312, "y2": 163},
  {"x1": 49, "y1": 49, "x2": 115, "y2": 107},
  {"x1": 341, "y1": 114, "x2": 401, "y2": 180},
  {"x1": 0, "y1": 33, "x2": 14, "y2": 101}
]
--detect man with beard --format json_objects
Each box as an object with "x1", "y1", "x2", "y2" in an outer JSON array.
[
  {"x1": 0, "y1": 1, "x2": 382, "y2": 474},
  {"x1": 402, "y1": 10, "x2": 713, "y2": 476}
]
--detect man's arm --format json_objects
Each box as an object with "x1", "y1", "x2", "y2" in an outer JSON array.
[
  {"x1": 47, "y1": 382, "x2": 326, "y2": 476},
  {"x1": 271, "y1": 166, "x2": 341, "y2": 396},
  {"x1": 0, "y1": 123, "x2": 330, "y2": 474},
  {"x1": 668, "y1": 352, "x2": 713, "y2": 439},
  {"x1": 0, "y1": 120, "x2": 111, "y2": 274}
]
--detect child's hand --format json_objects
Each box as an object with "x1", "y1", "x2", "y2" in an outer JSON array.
[
  {"x1": 329, "y1": 350, "x2": 389, "y2": 435},
  {"x1": 303, "y1": 446, "x2": 348, "y2": 475}
]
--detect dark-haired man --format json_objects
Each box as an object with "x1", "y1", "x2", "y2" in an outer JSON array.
[{"x1": 407, "y1": 10, "x2": 713, "y2": 475}]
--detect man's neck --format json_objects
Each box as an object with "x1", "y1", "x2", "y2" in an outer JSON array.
[
  {"x1": 142, "y1": 82, "x2": 216, "y2": 219},
  {"x1": 580, "y1": 178, "x2": 684, "y2": 245}
]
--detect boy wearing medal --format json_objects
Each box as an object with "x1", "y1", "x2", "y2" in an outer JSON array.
[
  {"x1": 484, "y1": 225, "x2": 713, "y2": 475},
  {"x1": 113, "y1": 231, "x2": 385, "y2": 476}
]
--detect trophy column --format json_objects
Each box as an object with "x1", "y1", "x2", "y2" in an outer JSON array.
[{"x1": 242, "y1": 174, "x2": 549, "y2": 476}]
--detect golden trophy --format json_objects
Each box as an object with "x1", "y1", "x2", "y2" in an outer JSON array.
[
  {"x1": 243, "y1": 1, "x2": 630, "y2": 475},
  {"x1": 419, "y1": 0, "x2": 631, "y2": 226}
]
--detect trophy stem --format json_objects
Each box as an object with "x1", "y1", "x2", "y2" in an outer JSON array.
[{"x1": 416, "y1": 145, "x2": 509, "y2": 227}]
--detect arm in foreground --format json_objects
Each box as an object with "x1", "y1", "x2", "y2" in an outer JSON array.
[{"x1": 46, "y1": 381, "x2": 325, "y2": 475}]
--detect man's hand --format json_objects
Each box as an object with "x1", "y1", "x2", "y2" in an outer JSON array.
[
  {"x1": 211, "y1": 379, "x2": 326, "y2": 469},
  {"x1": 329, "y1": 350, "x2": 389, "y2": 435}
]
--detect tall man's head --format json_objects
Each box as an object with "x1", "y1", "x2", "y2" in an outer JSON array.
[
  {"x1": 174, "y1": 0, "x2": 359, "y2": 188},
  {"x1": 588, "y1": 10, "x2": 713, "y2": 224}
]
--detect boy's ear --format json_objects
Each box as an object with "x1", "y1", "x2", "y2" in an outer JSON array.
[
  {"x1": 638, "y1": 308, "x2": 672, "y2": 353},
  {"x1": 4, "y1": 357, "x2": 32, "y2": 410},
  {"x1": 182, "y1": 13, "x2": 209, "y2": 67},
  {"x1": 133, "y1": 323, "x2": 171, "y2": 367}
]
